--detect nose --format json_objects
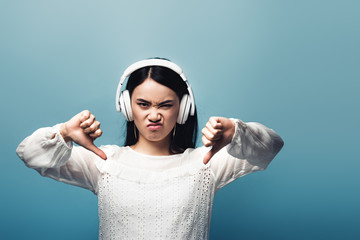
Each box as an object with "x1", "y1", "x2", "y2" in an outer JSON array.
[{"x1": 148, "y1": 107, "x2": 161, "y2": 122}]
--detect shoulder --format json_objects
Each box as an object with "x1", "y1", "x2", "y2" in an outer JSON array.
[
  {"x1": 181, "y1": 146, "x2": 209, "y2": 165},
  {"x1": 93, "y1": 145, "x2": 127, "y2": 169},
  {"x1": 98, "y1": 145, "x2": 128, "y2": 159},
  {"x1": 183, "y1": 146, "x2": 207, "y2": 156}
]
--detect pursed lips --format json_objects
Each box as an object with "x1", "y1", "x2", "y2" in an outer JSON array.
[{"x1": 147, "y1": 123, "x2": 163, "y2": 130}]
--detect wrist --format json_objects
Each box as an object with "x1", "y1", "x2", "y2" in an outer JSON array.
[
  {"x1": 59, "y1": 123, "x2": 72, "y2": 142},
  {"x1": 228, "y1": 120, "x2": 236, "y2": 142},
  {"x1": 227, "y1": 118, "x2": 238, "y2": 142}
]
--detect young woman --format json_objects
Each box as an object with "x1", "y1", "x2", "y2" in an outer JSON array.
[{"x1": 16, "y1": 58, "x2": 284, "y2": 240}]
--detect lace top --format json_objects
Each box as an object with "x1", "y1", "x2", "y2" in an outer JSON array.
[{"x1": 16, "y1": 119, "x2": 284, "y2": 240}]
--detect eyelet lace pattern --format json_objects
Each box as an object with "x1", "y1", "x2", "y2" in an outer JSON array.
[{"x1": 98, "y1": 164, "x2": 214, "y2": 240}]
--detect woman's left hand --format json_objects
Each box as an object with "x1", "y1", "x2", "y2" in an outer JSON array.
[{"x1": 202, "y1": 117, "x2": 235, "y2": 164}]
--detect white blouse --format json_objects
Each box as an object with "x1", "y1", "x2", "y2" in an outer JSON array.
[{"x1": 16, "y1": 119, "x2": 284, "y2": 240}]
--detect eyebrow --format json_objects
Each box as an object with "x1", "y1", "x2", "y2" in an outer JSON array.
[
  {"x1": 136, "y1": 98, "x2": 151, "y2": 104},
  {"x1": 136, "y1": 98, "x2": 175, "y2": 105}
]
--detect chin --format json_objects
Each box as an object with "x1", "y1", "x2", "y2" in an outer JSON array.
[
  {"x1": 145, "y1": 132, "x2": 171, "y2": 143},
  {"x1": 147, "y1": 136, "x2": 166, "y2": 143}
]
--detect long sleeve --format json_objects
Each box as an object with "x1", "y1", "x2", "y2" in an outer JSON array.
[
  {"x1": 16, "y1": 124, "x2": 103, "y2": 194},
  {"x1": 210, "y1": 119, "x2": 284, "y2": 191}
]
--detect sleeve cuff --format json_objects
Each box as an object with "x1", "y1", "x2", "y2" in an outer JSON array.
[
  {"x1": 228, "y1": 118, "x2": 246, "y2": 144},
  {"x1": 226, "y1": 119, "x2": 247, "y2": 160},
  {"x1": 53, "y1": 124, "x2": 73, "y2": 150}
]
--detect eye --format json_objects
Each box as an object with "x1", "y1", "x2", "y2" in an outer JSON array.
[
  {"x1": 159, "y1": 104, "x2": 173, "y2": 109},
  {"x1": 137, "y1": 102, "x2": 149, "y2": 108}
]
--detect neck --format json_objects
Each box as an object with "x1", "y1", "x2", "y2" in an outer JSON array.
[{"x1": 131, "y1": 134, "x2": 172, "y2": 156}]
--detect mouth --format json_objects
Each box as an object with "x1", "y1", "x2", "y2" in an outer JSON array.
[{"x1": 147, "y1": 123, "x2": 163, "y2": 130}]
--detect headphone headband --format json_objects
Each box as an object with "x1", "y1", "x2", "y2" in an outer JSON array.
[
  {"x1": 116, "y1": 59, "x2": 195, "y2": 116},
  {"x1": 120, "y1": 59, "x2": 187, "y2": 85}
]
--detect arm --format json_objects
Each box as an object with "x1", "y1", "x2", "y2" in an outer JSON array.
[
  {"x1": 202, "y1": 117, "x2": 284, "y2": 191},
  {"x1": 16, "y1": 110, "x2": 107, "y2": 194}
]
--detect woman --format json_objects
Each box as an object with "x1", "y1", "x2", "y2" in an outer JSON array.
[{"x1": 16, "y1": 58, "x2": 284, "y2": 239}]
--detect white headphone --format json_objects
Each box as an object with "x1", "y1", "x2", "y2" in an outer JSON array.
[{"x1": 115, "y1": 59, "x2": 196, "y2": 124}]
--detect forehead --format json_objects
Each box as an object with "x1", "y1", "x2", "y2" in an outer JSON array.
[{"x1": 131, "y1": 78, "x2": 178, "y2": 101}]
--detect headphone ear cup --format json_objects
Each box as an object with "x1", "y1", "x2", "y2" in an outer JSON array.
[
  {"x1": 177, "y1": 94, "x2": 191, "y2": 124},
  {"x1": 119, "y1": 90, "x2": 133, "y2": 121}
]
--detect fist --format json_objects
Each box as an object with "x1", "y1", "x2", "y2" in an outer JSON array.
[
  {"x1": 60, "y1": 110, "x2": 107, "y2": 160},
  {"x1": 202, "y1": 117, "x2": 235, "y2": 164}
]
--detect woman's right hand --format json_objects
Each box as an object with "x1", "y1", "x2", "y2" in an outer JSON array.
[{"x1": 59, "y1": 110, "x2": 107, "y2": 160}]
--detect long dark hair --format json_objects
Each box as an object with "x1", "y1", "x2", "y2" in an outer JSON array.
[{"x1": 124, "y1": 62, "x2": 198, "y2": 153}]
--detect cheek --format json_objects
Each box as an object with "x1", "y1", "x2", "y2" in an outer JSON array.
[
  {"x1": 168, "y1": 108, "x2": 179, "y2": 123},
  {"x1": 131, "y1": 106, "x2": 145, "y2": 124}
]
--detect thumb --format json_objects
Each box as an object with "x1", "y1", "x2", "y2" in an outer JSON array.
[
  {"x1": 84, "y1": 141, "x2": 107, "y2": 160},
  {"x1": 203, "y1": 144, "x2": 221, "y2": 164}
]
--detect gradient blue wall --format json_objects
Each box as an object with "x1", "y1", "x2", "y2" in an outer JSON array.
[{"x1": 1, "y1": 0, "x2": 359, "y2": 239}]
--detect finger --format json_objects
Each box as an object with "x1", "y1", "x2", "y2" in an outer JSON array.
[
  {"x1": 202, "y1": 135, "x2": 213, "y2": 147},
  {"x1": 203, "y1": 144, "x2": 222, "y2": 164},
  {"x1": 201, "y1": 127, "x2": 220, "y2": 142},
  {"x1": 84, "y1": 141, "x2": 107, "y2": 160},
  {"x1": 80, "y1": 114, "x2": 95, "y2": 128},
  {"x1": 93, "y1": 147, "x2": 107, "y2": 160},
  {"x1": 209, "y1": 117, "x2": 223, "y2": 129},
  {"x1": 84, "y1": 121, "x2": 101, "y2": 134},
  {"x1": 79, "y1": 110, "x2": 91, "y2": 122},
  {"x1": 203, "y1": 151, "x2": 211, "y2": 164},
  {"x1": 89, "y1": 128, "x2": 103, "y2": 139},
  {"x1": 205, "y1": 122, "x2": 222, "y2": 138},
  {"x1": 203, "y1": 148, "x2": 216, "y2": 164}
]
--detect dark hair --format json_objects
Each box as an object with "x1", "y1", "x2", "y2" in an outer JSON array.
[{"x1": 124, "y1": 63, "x2": 198, "y2": 153}]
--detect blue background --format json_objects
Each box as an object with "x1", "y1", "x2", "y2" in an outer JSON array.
[{"x1": 1, "y1": 0, "x2": 359, "y2": 239}]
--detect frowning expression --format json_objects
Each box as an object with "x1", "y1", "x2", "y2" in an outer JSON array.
[{"x1": 131, "y1": 78, "x2": 180, "y2": 144}]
